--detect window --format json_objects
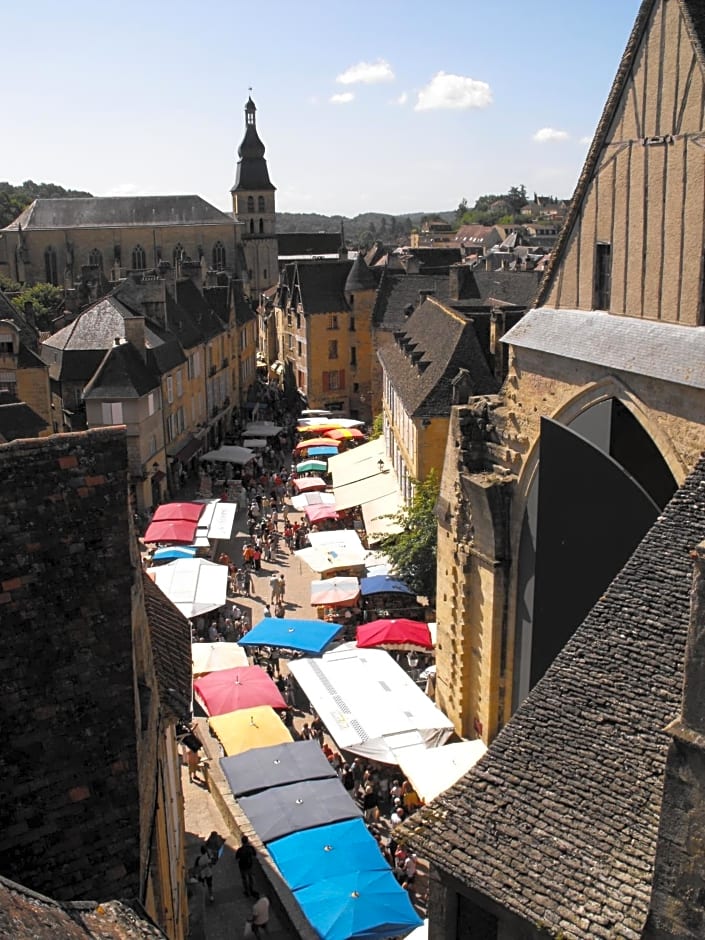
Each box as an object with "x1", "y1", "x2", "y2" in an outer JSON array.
[
  {"x1": 147, "y1": 390, "x2": 160, "y2": 416},
  {"x1": 264, "y1": 268, "x2": 268, "y2": 281},
  {"x1": 349, "y1": 315, "x2": 356, "y2": 331},
  {"x1": 296, "y1": 313, "x2": 301, "y2": 330},
  {"x1": 188, "y1": 350, "x2": 201, "y2": 379},
  {"x1": 258, "y1": 196, "x2": 265, "y2": 212},
  {"x1": 353, "y1": 382, "x2": 360, "y2": 393},
  {"x1": 148, "y1": 434, "x2": 158, "y2": 458},
  {"x1": 132, "y1": 245, "x2": 147, "y2": 270},
  {"x1": 328, "y1": 314, "x2": 338, "y2": 330},
  {"x1": 175, "y1": 369, "x2": 183, "y2": 398},
  {"x1": 44, "y1": 246, "x2": 58, "y2": 285},
  {"x1": 101, "y1": 402, "x2": 123, "y2": 425},
  {"x1": 350, "y1": 346, "x2": 357, "y2": 367},
  {"x1": 249, "y1": 220, "x2": 255, "y2": 234},
  {"x1": 594, "y1": 242, "x2": 612, "y2": 309},
  {"x1": 297, "y1": 341, "x2": 303, "y2": 357},
  {"x1": 173, "y1": 243, "x2": 184, "y2": 266},
  {"x1": 0, "y1": 332, "x2": 14, "y2": 354},
  {"x1": 166, "y1": 376, "x2": 174, "y2": 403},
  {"x1": 212, "y1": 241, "x2": 226, "y2": 271},
  {"x1": 328, "y1": 340, "x2": 338, "y2": 359},
  {"x1": 88, "y1": 248, "x2": 103, "y2": 271},
  {"x1": 0, "y1": 371, "x2": 17, "y2": 396},
  {"x1": 247, "y1": 196, "x2": 255, "y2": 213},
  {"x1": 259, "y1": 218, "x2": 264, "y2": 233},
  {"x1": 323, "y1": 369, "x2": 345, "y2": 391}
]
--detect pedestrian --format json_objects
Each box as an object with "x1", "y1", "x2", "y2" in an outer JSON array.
[
  {"x1": 193, "y1": 845, "x2": 215, "y2": 902},
  {"x1": 363, "y1": 784, "x2": 380, "y2": 824},
  {"x1": 235, "y1": 834, "x2": 257, "y2": 897},
  {"x1": 278, "y1": 573, "x2": 286, "y2": 603},
  {"x1": 247, "y1": 891, "x2": 270, "y2": 937},
  {"x1": 269, "y1": 573, "x2": 280, "y2": 604},
  {"x1": 274, "y1": 601, "x2": 285, "y2": 618},
  {"x1": 263, "y1": 602, "x2": 272, "y2": 619}
]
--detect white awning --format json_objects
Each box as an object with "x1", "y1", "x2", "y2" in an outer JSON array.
[
  {"x1": 206, "y1": 502, "x2": 237, "y2": 541},
  {"x1": 291, "y1": 492, "x2": 337, "y2": 511},
  {"x1": 288, "y1": 646, "x2": 453, "y2": 764},
  {"x1": 147, "y1": 558, "x2": 228, "y2": 619},
  {"x1": 334, "y1": 472, "x2": 401, "y2": 512},
  {"x1": 393, "y1": 740, "x2": 487, "y2": 803},
  {"x1": 192, "y1": 642, "x2": 249, "y2": 674},
  {"x1": 361, "y1": 490, "x2": 403, "y2": 540},
  {"x1": 328, "y1": 437, "x2": 386, "y2": 487},
  {"x1": 243, "y1": 423, "x2": 283, "y2": 437},
  {"x1": 201, "y1": 445, "x2": 255, "y2": 465}
]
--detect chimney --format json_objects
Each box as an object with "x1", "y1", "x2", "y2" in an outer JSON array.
[
  {"x1": 643, "y1": 540, "x2": 705, "y2": 938},
  {"x1": 123, "y1": 316, "x2": 147, "y2": 361},
  {"x1": 180, "y1": 259, "x2": 204, "y2": 293}
]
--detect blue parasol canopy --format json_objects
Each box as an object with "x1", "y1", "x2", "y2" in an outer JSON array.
[
  {"x1": 308, "y1": 446, "x2": 340, "y2": 456},
  {"x1": 153, "y1": 545, "x2": 197, "y2": 560},
  {"x1": 294, "y1": 868, "x2": 423, "y2": 940},
  {"x1": 220, "y1": 740, "x2": 337, "y2": 797},
  {"x1": 360, "y1": 575, "x2": 414, "y2": 596},
  {"x1": 268, "y1": 818, "x2": 391, "y2": 891},
  {"x1": 238, "y1": 617, "x2": 343, "y2": 655}
]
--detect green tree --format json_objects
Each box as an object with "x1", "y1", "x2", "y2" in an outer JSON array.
[
  {"x1": 456, "y1": 197, "x2": 468, "y2": 221},
  {"x1": 12, "y1": 283, "x2": 64, "y2": 331},
  {"x1": 368, "y1": 413, "x2": 383, "y2": 440},
  {"x1": 0, "y1": 274, "x2": 21, "y2": 293},
  {"x1": 376, "y1": 469, "x2": 440, "y2": 602}
]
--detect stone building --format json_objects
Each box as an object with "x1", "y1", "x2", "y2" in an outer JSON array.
[
  {"x1": 0, "y1": 428, "x2": 192, "y2": 939},
  {"x1": 0, "y1": 291, "x2": 52, "y2": 437},
  {"x1": 434, "y1": 0, "x2": 705, "y2": 746}
]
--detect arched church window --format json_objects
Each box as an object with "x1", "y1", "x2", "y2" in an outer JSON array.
[
  {"x1": 258, "y1": 196, "x2": 265, "y2": 212},
  {"x1": 44, "y1": 246, "x2": 58, "y2": 285},
  {"x1": 250, "y1": 220, "x2": 255, "y2": 234},
  {"x1": 132, "y1": 245, "x2": 146, "y2": 270},
  {"x1": 213, "y1": 241, "x2": 226, "y2": 271},
  {"x1": 88, "y1": 248, "x2": 103, "y2": 271},
  {"x1": 259, "y1": 218, "x2": 264, "y2": 233},
  {"x1": 173, "y1": 243, "x2": 184, "y2": 267},
  {"x1": 247, "y1": 196, "x2": 255, "y2": 213}
]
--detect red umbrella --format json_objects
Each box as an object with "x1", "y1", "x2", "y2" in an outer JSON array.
[
  {"x1": 295, "y1": 437, "x2": 340, "y2": 451},
  {"x1": 143, "y1": 519, "x2": 198, "y2": 543},
  {"x1": 305, "y1": 504, "x2": 339, "y2": 523},
  {"x1": 356, "y1": 619, "x2": 433, "y2": 651},
  {"x1": 293, "y1": 476, "x2": 328, "y2": 493},
  {"x1": 193, "y1": 665, "x2": 287, "y2": 717},
  {"x1": 324, "y1": 428, "x2": 365, "y2": 441},
  {"x1": 151, "y1": 502, "x2": 204, "y2": 523}
]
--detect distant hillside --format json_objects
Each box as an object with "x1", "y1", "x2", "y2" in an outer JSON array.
[
  {"x1": 0, "y1": 180, "x2": 92, "y2": 229},
  {"x1": 277, "y1": 210, "x2": 456, "y2": 248}
]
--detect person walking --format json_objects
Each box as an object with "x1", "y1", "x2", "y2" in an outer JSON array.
[
  {"x1": 269, "y1": 573, "x2": 280, "y2": 605},
  {"x1": 236, "y1": 834, "x2": 257, "y2": 897},
  {"x1": 193, "y1": 845, "x2": 215, "y2": 902},
  {"x1": 277, "y1": 573, "x2": 286, "y2": 604},
  {"x1": 248, "y1": 891, "x2": 270, "y2": 937}
]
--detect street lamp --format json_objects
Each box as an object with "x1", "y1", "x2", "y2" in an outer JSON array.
[{"x1": 377, "y1": 459, "x2": 384, "y2": 473}]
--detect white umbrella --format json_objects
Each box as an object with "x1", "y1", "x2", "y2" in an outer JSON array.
[
  {"x1": 192, "y1": 642, "x2": 249, "y2": 674},
  {"x1": 200, "y1": 445, "x2": 254, "y2": 465},
  {"x1": 147, "y1": 558, "x2": 228, "y2": 618}
]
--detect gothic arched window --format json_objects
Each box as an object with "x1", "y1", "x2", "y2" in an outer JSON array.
[
  {"x1": 247, "y1": 196, "x2": 255, "y2": 213},
  {"x1": 259, "y1": 218, "x2": 264, "y2": 233},
  {"x1": 132, "y1": 245, "x2": 146, "y2": 270},
  {"x1": 250, "y1": 220, "x2": 255, "y2": 234},
  {"x1": 212, "y1": 241, "x2": 226, "y2": 271},
  {"x1": 258, "y1": 196, "x2": 265, "y2": 212},
  {"x1": 88, "y1": 248, "x2": 103, "y2": 271},
  {"x1": 173, "y1": 243, "x2": 184, "y2": 267},
  {"x1": 44, "y1": 246, "x2": 58, "y2": 285}
]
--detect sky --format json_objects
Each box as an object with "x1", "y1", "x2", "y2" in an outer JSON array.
[{"x1": 3, "y1": 0, "x2": 644, "y2": 218}]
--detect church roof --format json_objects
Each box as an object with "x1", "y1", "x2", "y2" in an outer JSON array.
[
  {"x1": 231, "y1": 98, "x2": 275, "y2": 193},
  {"x1": 401, "y1": 455, "x2": 705, "y2": 939},
  {"x1": 2, "y1": 196, "x2": 233, "y2": 232}
]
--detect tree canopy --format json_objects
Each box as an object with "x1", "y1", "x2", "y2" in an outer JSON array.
[
  {"x1": 376, "y1": 469, "x2": 440, "y2": 603},
  {"x1": 0, "y1": 180, "x2": 92, "y2": 228},
  {"x1": 457, "y1": 184, "x2": 529, "y2": 226}
]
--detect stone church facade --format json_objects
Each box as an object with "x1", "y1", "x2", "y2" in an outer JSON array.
[{"x1": 436, "y1": 0, "x2": 705, "y2": 745}]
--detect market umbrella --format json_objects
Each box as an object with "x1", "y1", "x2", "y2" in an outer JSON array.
[
  {"x1": 192, "y1": 642, "x2": 249, "y2": 675},
  {"x1": 324, "y1": 428, "x2": 365, "y2": 441},
  {"x1": 308, "y1": 446, "x2": 340, "y2": 457},
  {"x1": 356, "y1": 619, "x2": 433, "y2": 652},
  {"x1": 291, "y1": 492, "x2": 336, "y2": 510},
  {"x1": 200, "y1": 445, "x2": 255, "y2": 465},
  {"x1": 293, "y1": 476, "x2": 328, "y2": 493},
  {"x1": 194, "y1": 665, "x2": 287, "y2": 717},
  {"x1": 305, "y1": 504, "x2": 339, "y2": 524},
  {"x1": 220, "y1": 740, "x2": 337, "y2": 797},
  {"x1": 296, "y1": 459, "x2": 327, "y2": 473},
  {"x1": 209, "y1": 706, "x2": 292, "y2": 757},
  {"x1": 153, "y1": 545, "x2": 197, "y2": 561},
  {"x1": 238, "y1": 618, "x2": 343, "y2": 655},
  {"x1": 146, "y1": 558, "x2": 228, "y2": 618},
  {"x1": 150, "y1": 502, "x2": 204, "y2": 523},
  {"x1": 143, "y1": 519, "x2": 197, "y2": 543},
  {"x1": 310, "y1": 577, "x2": 361, "y2": 608},
  {"x1": 296, "y1": 423, "x2": 344, "y2": 434},
  {"x1": 293, "y1": 868, "x2": 422, "y2": 940},
  {"x1": 359, "y1": 575, "x2": 414, "y2": 597},
  {"x1": 268, "y1": 818, "x2": 390, "y2": 891},
  {"x1": 238, "y1": 778, "x2": 362, "y2": 843}
]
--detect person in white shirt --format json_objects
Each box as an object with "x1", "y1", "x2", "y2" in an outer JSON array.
[{"x1": 249, "y1": 891, "x2": 270, "y2": 936}]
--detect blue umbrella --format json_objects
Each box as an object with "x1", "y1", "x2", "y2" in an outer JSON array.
[
  {"x1": 309, "y1": 446, "x2": 340, "y2": 456},
  {"x1": 238, "y1": 617, "x2": 343, "y2": 655},
  {"x1": 268, "y1": 819, "x2": 391, "y2": 891},
  {"x1": 220, "y1": 740, "x2": 337, "y2": 797},
  {"x1": 294, "y1": 868, "x2": 422, "y2": 940},
  {"x1": 360, "y1": 575, "x2": 414, "y2": 596},
  {"x1": 153, "y1": 545, "x2": 197, "y2": 560}
]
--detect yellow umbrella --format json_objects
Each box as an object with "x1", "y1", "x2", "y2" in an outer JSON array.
[{"x1": 208, "y1": 706, "x2": 293, "y2": 756}]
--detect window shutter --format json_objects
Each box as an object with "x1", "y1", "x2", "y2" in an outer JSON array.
[
  {"x1": 339, "y1": 369, "x2": 345, "y2": 389},
  {"x1": 323, "y1": 371, "x2": 330, "y2": 392}
]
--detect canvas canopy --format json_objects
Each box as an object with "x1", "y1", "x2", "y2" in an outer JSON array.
[
  {"x1": 151, "y1": 502, "x2": 204, "y2": 523},
  {"x1": 360, "y1": 576, "x2": 414, "y2": 596},
  {"x1": 267, "y1": 818, "x2": 390, "y2": 891},
  {"x1": 146, "y1": 558, "x2": 228, "y2": 617},
  {"x1": 192, "y1": 642, "x2": 249, "y2": 675},
  {"x1": 288, "y1": 646, "x2": 453, "y2": 763},
  {"x1": 238, "y1": 617, "x2": 343, "y2": 655},
  {"x1": 209, "y1": 706, "x2": 292, "y2": 757},
  {"x1": 143, "y1": 519, "x2": 197, "y2": 544},
  {"x1": 361, "y1": 490, "x2": 404, "y2": 540},
  {"x1": 308, "y1": 446, "x2": 340, "y2": 457},
  {"x1": 291, "y1": 492, "x2": 337, "y2": 511},
  {"x1": 310, "y1": 577, "x2": 360, "y2": 607},
  {"x1": 238, "y1": 778, "x2": 362, "y2": 843},
  {"x1": 357, "y1": 619, "x2": 433, "y2": 651},
  {"x1": 220, "y1": 740, "x2": 337, "y2": 797},
  {"x1": 243, "y1": 423, "x2": 282, "y2": 437},
  {"x1": 328, "y1": 437, "x2": 387, "y2": 487},
  {"x1": 194, "y1": 665, "x2": 287, "y2": 716},
  {"x1": 153, "y1": 545, "x2": 197, "y2": 561},
  {"x1": 200, "y1": 445, "x2": 254, "y2": 465},
  {"x1": 394, "y1": 740, "x2": 488, "y2": 804},
  {"x1": 293, "y1": 476, "x2": 327, "y2": 493},
  {"x1": 305, "y1": 504, "x2": 339, "y2": 524}
]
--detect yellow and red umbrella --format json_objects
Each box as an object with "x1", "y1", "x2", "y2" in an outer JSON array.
[
  {"x1": 295, "y1": 437, "x2": 340, "y2": 451},
  {"x1": 324, "y1": 428, "x2": 365, "y2": 441}
]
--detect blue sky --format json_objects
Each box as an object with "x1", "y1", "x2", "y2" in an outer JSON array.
[{"x1": 4, "y1": 0, "x2": 643, "y2": 217}]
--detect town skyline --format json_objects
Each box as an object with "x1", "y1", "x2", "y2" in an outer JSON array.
[{"x1": 4, "y1": 0, "x2": 642, "y2": 218}]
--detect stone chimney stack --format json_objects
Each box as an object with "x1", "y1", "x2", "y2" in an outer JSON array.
[
  {"x1": 123, "y1": 316, "x2": 147, "y2": 362},
  {"x1": 644, "y1": 540, "x2": 705, "y2": 938}
]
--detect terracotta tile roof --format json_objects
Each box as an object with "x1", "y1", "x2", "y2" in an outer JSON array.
[{"x1": 401, "y1": 455, "x2": 705, "y2": 938}]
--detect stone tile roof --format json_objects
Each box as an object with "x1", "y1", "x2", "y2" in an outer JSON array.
[
  {"x1": 0, "y1": 400, "x2": 49, "y2": 441},
  {"x1": 404, "y1": 246, "x2": 462, "y2": 271},
  {"x1": 83, "y1": 342, "x2": 160, "y2": 399},
  {"x1": 0, "y1": 876, "x2": 166, "y2": 939},
  {"x1": 372, "y1": 271, "x2": 450, "y2": 330},
  {"x1": 142, "y1": 575, "x2": 192, "y2": 724},
  {"x1": 344, "y1": 254, "x2": 376, "y2": 292},
  {"x1": 464, "y1": 269, "x2": 541, "y2": 309},
  {"x1": 173, "y1": 278, "x2": 225, "y2": 340},
  {"x1": 278, "y1": 233, "x2": 342, "y2": 257},
  {"x1": 2, "y1": 196, "x2": 233, "y2": 232},
  {"x1": 377, "y1": 298, "x2": 499, "y2": 417},
  {"x1": 0, "y1": 429, "x2": 142, "y2": 901},
  {"x1": 401, "y1": 455, "x2": 705, "y2": 939},
  {"x1": 280, "y1": 260, "x2": 355, "y2": 315}
]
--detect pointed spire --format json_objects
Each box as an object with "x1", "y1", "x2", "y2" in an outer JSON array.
[
  {"x1": 232, "y1": 97, "x2": 275, "y2": 193},
  {"x1": 345, "y1": 253, "x2": 375, "y2": 293}
]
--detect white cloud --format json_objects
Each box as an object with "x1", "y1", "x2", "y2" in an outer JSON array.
[
  {"x1": 533, "y1": 127, "x2": 570, "y2": 143},
  {"x1": 336, "y1": 60, "x2": 395, "y2": 85},
  {"x1": 330, "y1": 92, "x2": 354, "y2": 104},
  {"x1": 415, "y1": 72, "x2": 492, "y2": 111},
  {"x1": 102, "y1": 182, "x2": 142, "y2": 196},
  {"x1": 393, "y1": 92, "x2": 408, "y2": 106},
  {"x1": 579, "y1": 135, "x2": 592, "y2": 145}
]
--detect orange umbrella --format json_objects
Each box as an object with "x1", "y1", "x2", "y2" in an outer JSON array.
[
  {"x1": 324, "y1": 428, "x2": 365, "y2": 441},
  {"x1": 296, "y1": 423, "x2": 344, "y2": 434},
  {"x1": 294, "y1": 437, "x2": 340, "y2": 451}
]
